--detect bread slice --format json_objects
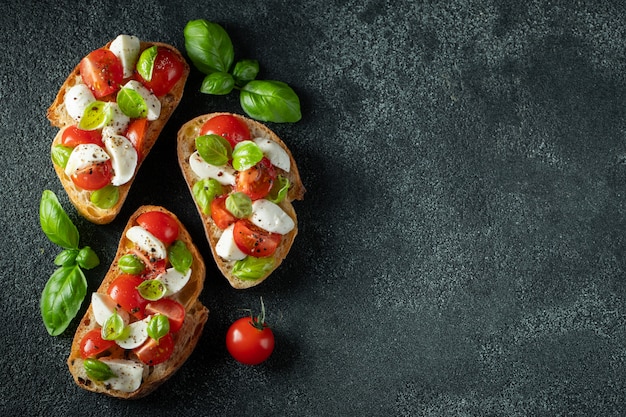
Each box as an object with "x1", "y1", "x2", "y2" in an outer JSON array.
[
  {"x1": 47, "y1": 39, "x2": 189, "y2": 224},
  {"x1": 177, "y1": 113, "x2": 305, "y2": 289},
  {"x1": 67, "y1": 205, "x2": 208, "y2": 399}
]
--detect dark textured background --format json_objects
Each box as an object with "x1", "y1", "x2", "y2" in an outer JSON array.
[{"x1": 2, "y1": 0, "x2": 626, "y2": 415}]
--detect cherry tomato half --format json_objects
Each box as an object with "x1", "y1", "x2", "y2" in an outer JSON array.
[
  {"x1": 134, "y1": 333, "x2": 175, "y2": 365},
  {"x1": 136, "y1": 211, "x2": 179, "y2": 245},
  {"x1": 71, "y1": 160, "x2": 113, "y2": 191},
  {"x1": 79, "y1": 328, "x2": 116, "y2": 359},
  {"x1": 79, "y1": 48, "x2": 123, "y2": 98},
  {"x1": 145, "y1": 298, "x2": 185, "y2": 333},
  {"x1": 107, "y1": 274, "x2": 148, "y2": 320},
  {"x1": 137, "y1": 47, "x2": 185, "y2": 96},
  {"x1": 211, "y1": 195, "x2": 236, "y2": 230},
  {"x1": 199, "y1": 114, "x2": 251, "y2": 149},
  {"x1": 233, "y1": 219, "x2": 281, "y2": 257},
  {"x1": 235, "y1": 157, "x2": 276, "y2": 201},
  {"x1": 62, "y1": 125, "x2": 104, "y2": 148},
  {"x1": 226, "y1": 317, "x2": 275, "y2": 365},
  {"x1": 125, "y1": 118, "x2": 148, "y2": 161}
]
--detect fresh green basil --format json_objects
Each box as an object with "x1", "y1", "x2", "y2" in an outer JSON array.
[
  {"x1": 196, "y1": 134, "x2": 232, "y2": 166},
  {"x1": 192, "y1": 178, "x2": 224, "y2": 215},
  {"x1": 83, "y1": 358, "x2": 117, "y2": 381},
  {"x1": 232, "y1": 140, "x2": 263, "y2": 171},
  {"x1": 147, "y1": 314, "x2": 170, "y2": 343},
  {"x1": 51, "y1": 145, "x2": 72, "y2": 169},
  {"x1": 117, "y1": 87, "x2": 148, "y2": 118},
  {"x1": 168, "y1": 240, "x2": 193, "y2": 274},
  {"x1": 240, "y1": 80, "x2": 302, "y2": 123},
  {"x1": 233, "y1": 59, "x2": 259, "y2": 86},
  {"x1": 137, "y1": 45, "x2": 158, "y2": 81},
  {"x1": 54, "y1": 249, "x2": 79, "y2": 267},
  {"x1": 76, "y1": 246, "x2": 100, "y2": 270},
  {"x1": 267, "y1": 175, "x2": 290, "y2": 204},
  {"x1": 226, "y1": 192, "x2": 252, "y2": 218},
  {"x1": 184, "y1": 19, "x2": 234, "y2": 74},
  {"x1": 40, "y1": 264, "x2": 87, "y2": 336},
  {"x1": 201, "y1": 72, "x2": 235, "y2": 95},
  {"x1": 40, "y1": 190, "x2": 79, "y2": 249},
  {"x1": 232, "y1": 256, "x2": 275, "y2": 280},
  {"x1": 118, "y1": 254, "x2": 145, "y2": 274},
  {"x1": 102, "y1": 311, "x2": 127, "y2": 341},
  {"x1": 90, "y1": 184, "x2": 119, "y2": 209},
  {"x1": 78, "y1": 101, "x2": 113, "y2": 130},
  {"x1": 137, "y1": 279, "x2": 166, "y2": 301}
]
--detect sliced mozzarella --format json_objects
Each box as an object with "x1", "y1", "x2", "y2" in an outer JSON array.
[
  {"x1": 189, "y1": 151, "x2": 236, "y2": 186},
  {"x1": 126, "y1": 226, "x2": 167, "y2": 260},
  {"x1": 251, "y1": 199, "x2": 295, "y2": 235},
  {"x1": 157, "y1": 267, "x2": 192, "y2": 295},
  {"x1": 122, "y1": 80, "x2": 161, "y2": 121},
  {"x1": 115, "y1": 317, "x2": 149, "y2": 349},
  {"x1": 91, "y1": 293, "x2": 130, "y2": 327},
  {"x1": 64, "y1": 143, "x2": 110, "y2": 177},
  {"x1": 64, "y1": 84, "x2": 96, "y2": 122},
  {"x1": 105, "y1": 102, "x2": 131, "y2": 134},
  {"x1": 253, "y1": 137, "x2": 291, "y2": 172},
  {"x1": 98, "y1": 359, "x2": 144, "y2": 393},
  {"x1": 103, "y1": 134, "x2": 138, "y2": 186},
  {"x1": 215, "y1": 224, "x2": 247, "y2": 261},
  {"x1": 109, "y1": 34, "x2": 140, "y2": 78}
]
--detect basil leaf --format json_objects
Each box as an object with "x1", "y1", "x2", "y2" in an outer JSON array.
[
  {"x1": 168, "y1": 240, "x2": 193, "y2": 274},
  {"x1": 40, "y1": 264, "x2": 87, "y2": 336},
  {"x1": 136, "y1": 45, "x2": 158, "y2": 81},
  {"x1": 102, "y1": 311, "x2": 127, "y2": 341},
  {"x1": 147, "y1": 314, "x2": 170, "y2": 343},
  {"x1": 232, "y1": 140, "x2": 263, "y2": 171},
  {"x1": 83, "y1": 358, "x2": 117, "y2": 381},
  {"x1": 192, "y1": 178, "x2": 224, "y2": 215},
  {"x1": 40, "y1": 190, "x2": 80, "y2": 249},
  {"x1": 117, "y1": 87, "x2": 148, "y2": 118},
  {"x1": 267, "y1": 175, "x2": 290, "y2": 204},
  {"x1": 184, "y1": 19, "x2": 234, "y2": 74},
  {"x1": 76, "y1": 246, "x2": 100, "y2": 270},
  {"x1": 118, "y1": 254, "x2": 145, "y2": 274},
  {"x1": 233, "y1": 59, "x2": 259, "y2": 86},
  {"x1": 51, "y1": 145, "x2": 72, "y2": 169},
  {"x1": 196, "y1": 134, "x2": 232, "y2": 166},
  {"x1": 137, "y1": 279, "x2": 166, "y2": 301},
  {"x1": 78, "y1": 101, "x2": 113, "y2": 130},
  {"x1": 226, "y1": 192, "x2": 252, "y2": 218},
  {"x1": 90, "y1": 184, "x2": 119, "y2": 209},
  {"x1": 54, "y1": 249, "x2": 79, "y2": 267},
  {"x1": 240, "y1": 80, "x2": 302, "y2": 123},
  {"x1": 200, "y1": 72, "x2": 235, "y2": 95},
  {"x1": 232, "y1": 256, "x2": 275, "y2": 280}
]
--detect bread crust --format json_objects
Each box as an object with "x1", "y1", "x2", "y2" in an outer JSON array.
[
  {"x1": 66, "y1": 205, "x2": 208, "y2": 399},
  {"x1": 177, "y1": 113, "x2": 305, "y2": 289},
  {"x1": 48, "y1": 40, "x2": 190, "y2": 224}
]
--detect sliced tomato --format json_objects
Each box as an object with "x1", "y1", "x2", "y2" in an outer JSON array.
[
  {"x1": 211, "y1": 195, "x2": 236, "y2": 230},
  {"x1": 136, "y1": 211, "x2": 179, "y2": 245},
  {"x1": 70, "y1": 160, "x2": 113, "y2": 191},
  {"x1": 137, "y1": 47, "x2": 185, "y2": 96},
  {"x1": 79, "y1": 328, "x2": 116, "y2": 359},
  {"x1": 133, "y1": 333, "x2": 175, "y2": 365},
  {"x1": 199, "y1": 114, "x2": 251, "y2": 148},
  {"x1": 233, "y1": 219, "x2": 281, "y2": 257},
  {"x1": 130, "y1": 249, "x2": 167, "y2": 280},
  {"x1": 125, "y1": 118, "x2": 148, "y2": 161},
  {"x1": 62, "y1": 125, "x2": 104, "y2": 148},
  {"x1": 79, "y1": 48, "x2": 123, "y2": 98},
  {"x1": 145, "y1": 298, "x2": 185, "y2": 333},
  {"x1": 235, "y1": 157, "x2": 276, "y2": 200},
  {"x1": 107, "y1": 274, "x2": 148, "y2": 320}
]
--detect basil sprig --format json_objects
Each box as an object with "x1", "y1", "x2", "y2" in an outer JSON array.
[
  {"x1": 183, "y1": 19, "x2": 301, "y2": 123},
  {"x1": 84, "y1": 358, "x2": 117, "y2": 381},
  {"x1": 39, "y1": 190, "x2": 100, "y2": 336}
]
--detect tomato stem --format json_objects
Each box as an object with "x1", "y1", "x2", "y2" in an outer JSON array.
[{"x1": 249, "y1": 296, "x2": 267, "y2": 331}]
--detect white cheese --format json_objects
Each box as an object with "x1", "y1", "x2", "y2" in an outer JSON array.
[
  {"x1": 253, "y1": 137, "x2": 290, "y2": 172},
  {"x1": 250, "y1": 199, "x2": 295, "y2": 235},
  {"x1": 105, "y1": 102, "x2": 131, "y2": 134},
  {"x1": 109, "y1": 34, "x2": 140, "y2": 78},
  {"x1": 189, "y1": 151, "x2": 236, "y2": 186},
  {"x1": 126, "y1": 226, "x2": 167, "y2": 260},
  {"x1": 91, "y1": 293, "x2": 130, "y2": 327},
  {"x1": 64, "y1": 143, "x2": 110, "y2": 177},
  {"x1": 103, "y1": 133, "x2": 137, "y2": 186},
  {"x1": 64, "y1": 84, "x2": 96, "y2": 123},
  {"x1": 215, "y1": 224, "x2": 247, "y2": 261},
  {"x1": 98, "y1": 358, "x2": 145, "y2": 393},
  {"x1": 115, "y1": 317, "x2": 149, "y2": 349},
  {"x1": 122, "y1": 80, "x2": 161, "y2": 121},
  {"x1": 157, "y1": 267, "x2": 192, "y2": 295}
]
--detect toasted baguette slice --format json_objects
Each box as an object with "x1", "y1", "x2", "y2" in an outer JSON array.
[
  {"x1": 177, "y1": 113, "x2": 305, "y2": 289},
  {"x1": 47, "y1": 39, "x2": 190, "y2": 224},
  {"x1": 67, "y1": 205, "x2": 208, "y2": 399}
]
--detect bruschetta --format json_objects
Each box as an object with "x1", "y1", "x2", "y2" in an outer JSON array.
[
  {"x1": 47, "y1": 34, "x2": 189, "y2": 224},
  {"x1": 67, "y1": 205, "x2": 208, "y2": 399},
  {"x1": 177, "y1": 113, "x2": 305, "y2": 289}
]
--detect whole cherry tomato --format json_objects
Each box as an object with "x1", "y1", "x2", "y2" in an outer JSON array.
[{"x1": 226, "y1": 298, "x2": 275, "y2": 365}]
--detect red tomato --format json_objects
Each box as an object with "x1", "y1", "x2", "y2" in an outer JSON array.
[
  {"x1": 125, "y1": 118, "x2": 148, "y2": 161},
  {"x1": 134, "y1": 333, "x2": 175, "y2": 365},
  {"x1": 136, "y1": 211, "x2": 180, "y2": 245},
  {"x1": 70, "y1": 160, "x2": 113, "y2": 191},
  {"x1": 62, "y1": 125, "x2": 104, "y2": 148},
  {"x1": 226, "y1": 317, "x2": 275, "y2": 365},
  {"x1": 79, "y1": 48, "x2": 123, "y2": 98},
  {"x1": 107, "y1": 274, "x2": 148, "y2": 319},
  {"x1": 232, "y1": 220, "x2": 281, "y2": 257},
  {"x1": 79, "y1": 328, "x2": 116, "y2": 359},
  {"x1": 211, "y1": 195, "x2": 236, "y2": 230},
  {"x1": 235, "y1": 157, "x2": 276, "y2": 200},
  {"x1": 199, "y1": 114, "x2": 251, "y2": 148},
  {"x1": 137, "y1": 47, "x2": 185, "y2": 96},
  {"x1": 145, "y1": 298, "x2": 185, "y2": 333}
]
